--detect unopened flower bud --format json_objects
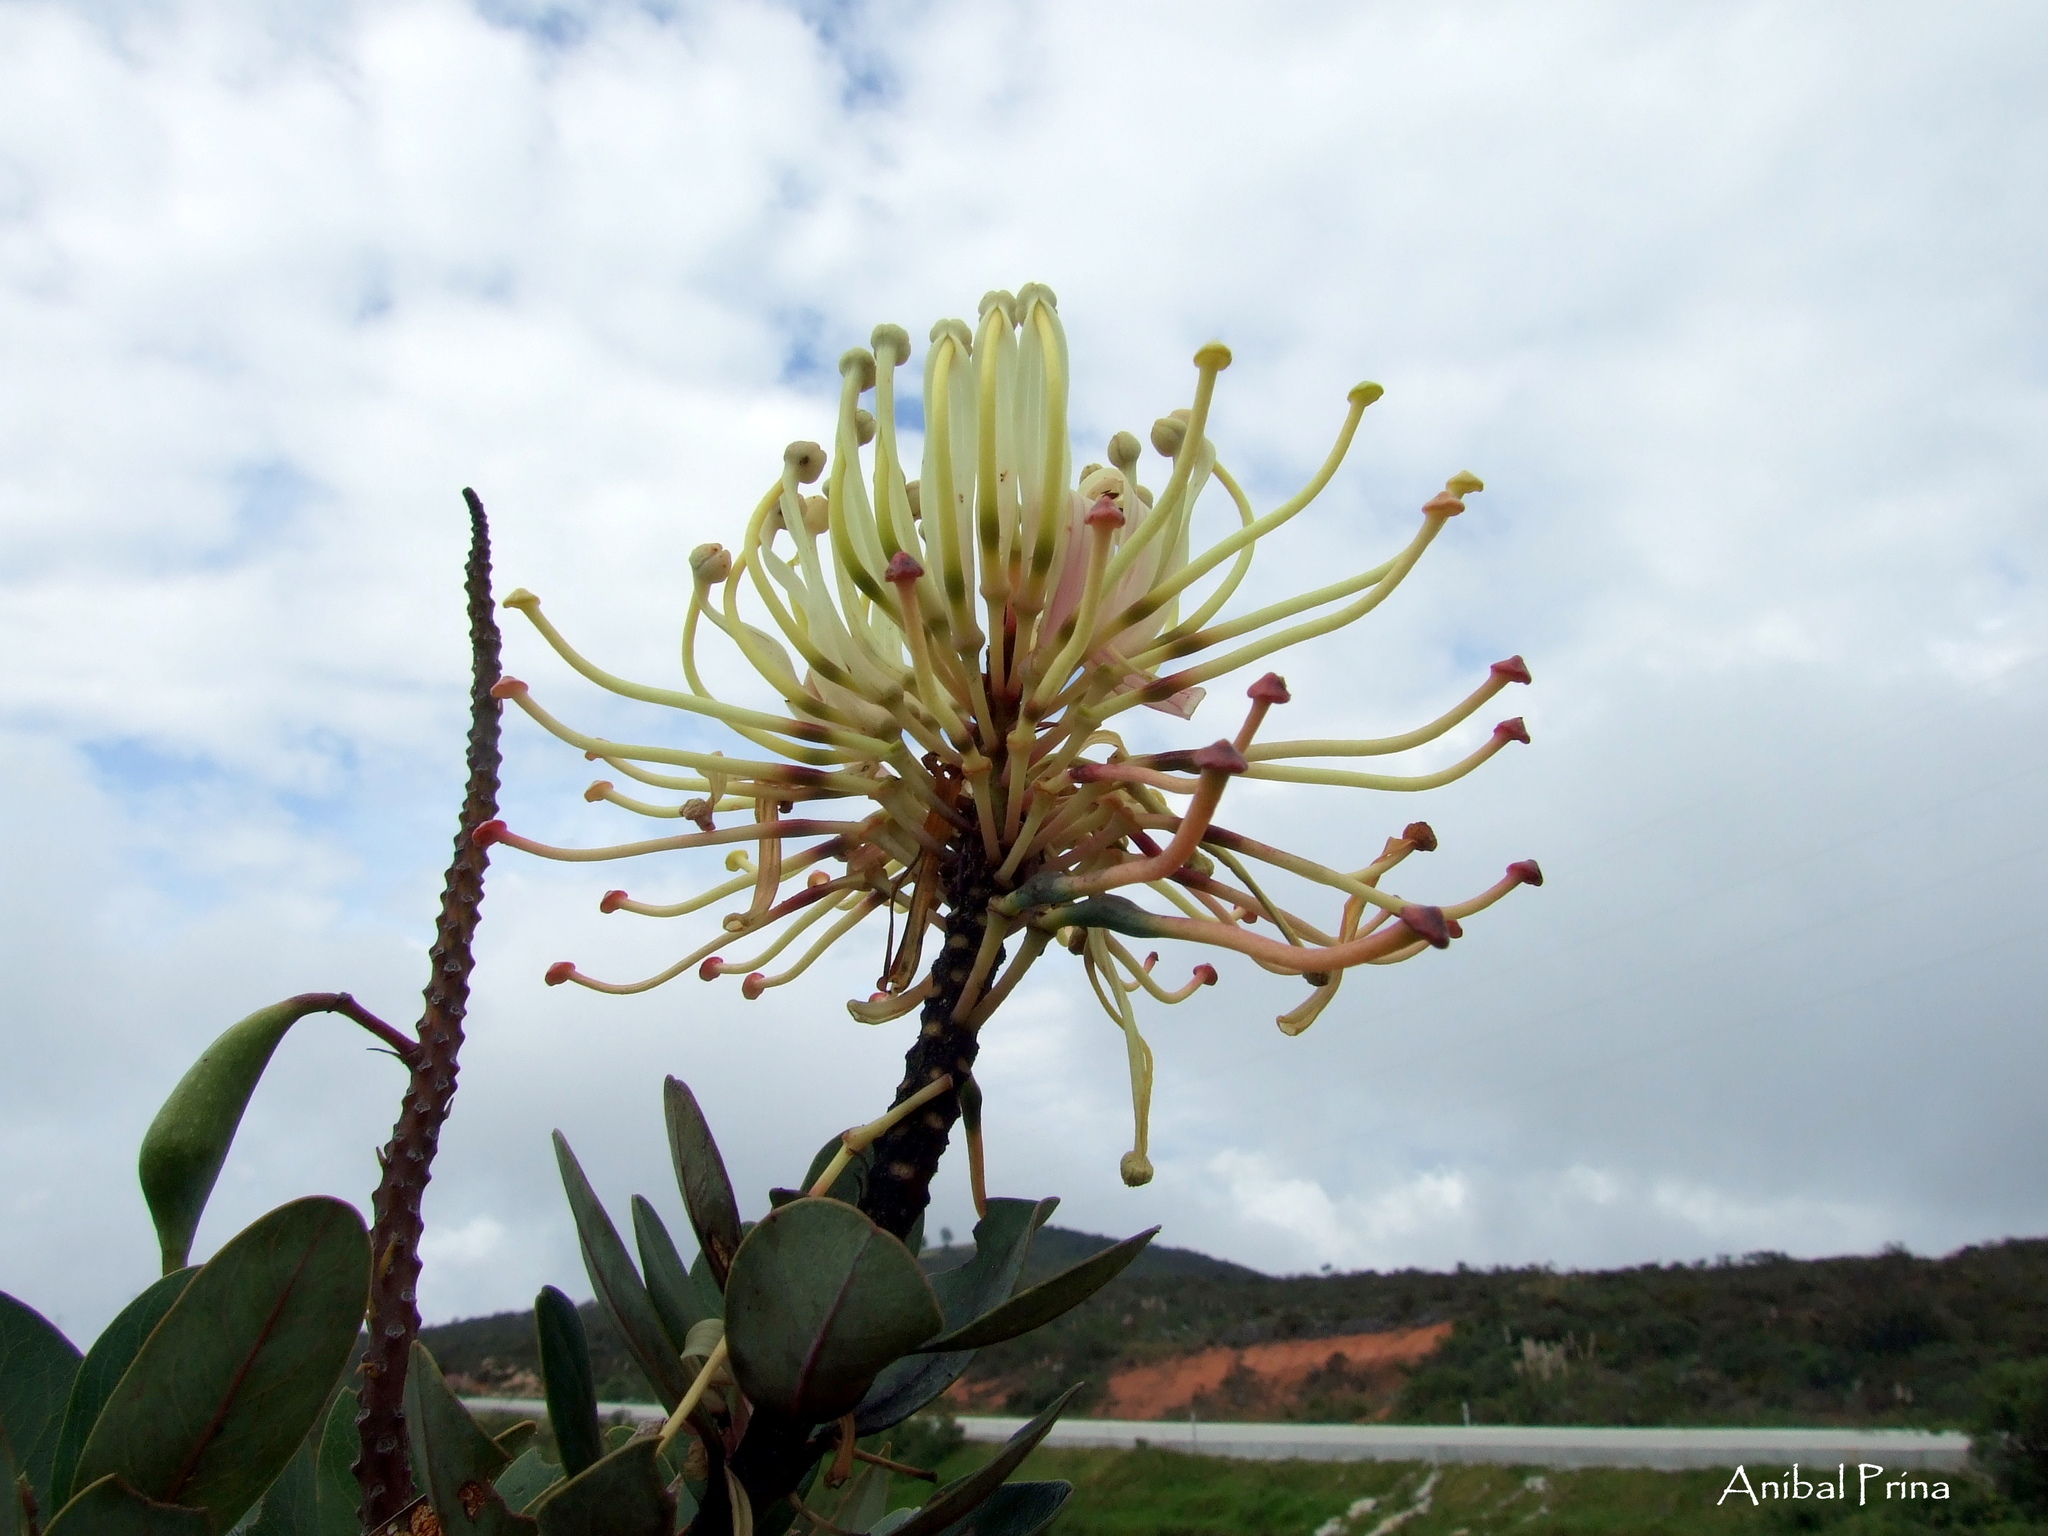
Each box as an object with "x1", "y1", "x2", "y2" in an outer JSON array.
[
  {"x1": 690, "y1": 543, "x2": 732, "y2": 584},
  {"x1": 839, "y1": 348, "x2": 877, "y2": 392},
  {"x1": 871, "y1": 323, "x2": 910, "y2": 362},
  {"x1": 1150, "y1": 412, "x2": 1188, "y2": 457},
  {"x1": 904, "y1": 480, "x2": 922, "y2": 520},
  {"x1": 802, "y1": 496, "x2": 831, "y2": 537},
  {"x1": 1108, "y1": 431, "x2": 1142, "y2": 475},
  {"x1": 1120, "y1": 1151, "x2": 1154, "y2": 1187},
  {"x1": 854, "y1": 409, "x2": 876, "y2": 447}
]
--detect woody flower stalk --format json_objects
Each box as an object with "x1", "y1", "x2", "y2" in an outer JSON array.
[{"x1": 482, "y1": 284, "x2": 1540, "y2": 1237}]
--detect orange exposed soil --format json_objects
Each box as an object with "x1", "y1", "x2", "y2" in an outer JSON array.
[{"x1": 949, "y1": 1322, "x2": 1452, "y2": 1421}]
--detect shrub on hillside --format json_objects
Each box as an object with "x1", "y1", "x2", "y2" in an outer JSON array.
[{"x1": 1969, "y1": 1358, "x2": 2048, "y2": 1515}]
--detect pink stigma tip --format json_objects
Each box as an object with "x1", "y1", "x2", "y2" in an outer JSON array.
[
  {"x1": 885, "y1": 551, "x2": 925, "y2": 582},
  {"x1": 1401, "y1": 821, "x2": 1439, "y2": 852},
  {"x1": 698, "y1": 958, "x2": 724, "y2": 981},
  {"x1": 1508, "y1": 859, "x2": 1544, "y2": 887},
  {"x1": 1422, "y1": 492, "x2": 1466, "y2": 517},
  {"x1": 742, "y1": 972, "x2": 768, "y2": 999},
  {"x1": 1194, "y1": 964, "x2": 1219, "y2": 986},
  {"x1": 1398, "y1": 904, "x2": 1452, "y2": 948},
  {"x1": 1190, "y1": 740, "x2": 1249, "y2": 774},
  {"x1": 1493, "y1": 717, "x2": 1531, "y2": 745},
  {"x1": 1491, "y1": 656, "x2": 1532, "y2": 685},
  {"x1": 1247, "y1": 673, "x2": 1291, "y2": 704},
  {"x1": 472, "y1": 820, "x2": 508, "y2": 848},
  {"x1": 544, "y1": 961, "x2": 575, "y2": 986},
  {"x1": 583, "y1": 781, "x2": 613, "y2": 802},
  {"x1": 489, "y1": 676, "x2": 529, "y2": 699},
  {"x1": 599, "y1": 890, "x2": 628, "y2": 913},
  {"x1": 1085, "y1": 494, "x2": 1126, "y2": 528}
]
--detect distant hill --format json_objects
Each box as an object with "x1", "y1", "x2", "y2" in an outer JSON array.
[{"x1": 418, "y1": 1229, "x2": 2048, "y2": 1429}]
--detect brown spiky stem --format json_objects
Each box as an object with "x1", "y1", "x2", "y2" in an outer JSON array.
[
  {"x1": 716, "y1": 825, "x2": 1012, "y2": 1532},
  {"x1": 353, "y1": 488, "x2": 502, "y2": 1527},
  {"x1": 861, "y1": 823, "x2": 1003, "y2": 1241}
]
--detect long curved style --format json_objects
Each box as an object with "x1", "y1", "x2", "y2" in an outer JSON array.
[{"x1": 484, "y1": 285, "x2": 1540, "y2": 1190}]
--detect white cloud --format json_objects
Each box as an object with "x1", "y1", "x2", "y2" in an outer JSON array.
[{"x1": 3, "y1": 0, "x2": 2045, "y2": 1338}]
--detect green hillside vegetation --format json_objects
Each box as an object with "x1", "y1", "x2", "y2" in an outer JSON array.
[{"x1": 419, "y1": 1231, "x2": 2048, "y2": 1429}]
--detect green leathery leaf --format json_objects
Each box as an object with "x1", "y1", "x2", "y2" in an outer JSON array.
[
  {"x1": 0, "y1": 1291, "x2": 83, "y2": 1517},
  {"x1": 661, "y1": 1078, "x2": 745, "y2": 1289},
  {"x1": 493, "y1": 1448, "x2": 561, "y2": 1515},
  {"x1": 551, "y1": 1133, "x2": 690, "y2": 1410},
  {"x1": 916, "y1": 1227, "x2": 1157, "y2": 1352},
  {"x1": 44, "y1": 1474, "x2": 210, "y2": 1535},
  {"x1": 2, "y1": 1420, "x2": 22, "y2": 1536},
  {"x1": 874, "y1": 1388, "x2": 1081, "y2": 1536},
  {"x1": 528, "y1": 1437, "x2": 670, "y2": 1536},
  {"x1": 869, "y1": 1481, "x2": 1071, "y2": 1536},
  {"x1": 533, "y1": 1287, "x2": 601, "y2": 1479},
  {"x1": 50, "y1": 1268, "x2": 196, "y2": 1504},
  {"x1": 313, "y1": 1388, "x2": 361, "y2": 1536},
  {"x1": 855, "y1": 1198, "x2": 1056, "y2": 1434},
  {"x1": 724, "y1": 1198, "x2": 943, "y2": 1424},
  {"x1": 74, "y1": 1196, "x2": 370, "y2": 1533},
  {"x1": 137, "y1": 997, "x2": 372, "y2": 1275},
  {"x1": 405, "y1": 1342, "x2": 533, "y2": 1535},
  {"x1": 493, "y1": 1422, "x2": 539, "y2": 1461},
  {"x1": 630, "y1": 1197, "x2": 709, "y2": 1356},
  {"x1": 245, "y1": 1400, "x2": 325, "y2": 1536}
]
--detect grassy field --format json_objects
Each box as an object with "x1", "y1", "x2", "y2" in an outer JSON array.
[{"x1": 884, "y1": 1445, "x2": 2048, "y2": 1536}]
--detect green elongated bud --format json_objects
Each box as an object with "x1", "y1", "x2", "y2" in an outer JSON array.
[
  {"x1": 138, "y1": 996, "x2": 370, "y2": 1273},
  {"x1": 534, "y1": 1288, "x2": 602, "y2": 1479}
]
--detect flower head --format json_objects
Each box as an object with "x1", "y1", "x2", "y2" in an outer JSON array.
[{"x1": 489, "y1": 286, "x2": 1538, "y2": 1190}]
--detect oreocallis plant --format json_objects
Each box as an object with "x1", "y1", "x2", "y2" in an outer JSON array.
[{"x1": 0, "y1": 286, "x2": 1538, "y2": 1536}]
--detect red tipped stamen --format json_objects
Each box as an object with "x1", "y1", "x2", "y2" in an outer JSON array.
[
  {"x1": 599, "y1": 889, "x2": 628, "y2": 913},
  {"x1": 1402, "y1": 821, "x2": 1438, "y2": 852},
  {"x1": 472, "y1": 819, "x2": 508, "y2": 848},
  {"x1": 885, "y1": 551, "x2": 925, "y2": 583},
  {"x1": 1190, "y1": 740, "x2": 1249, "y2": 775},
  {"x1": 490, "y1": 676, "x2": 529, "y2": 699},
  {"x1": 1493, "y1": 717, "x2": 1530, "y2": 745},
  {"x1": 1422, "y1": 492, "x2": 1465, "y2": 517},
  {"x1": 544, "y1": 961, "x2": 576, "y2": 986},
  {"x1": 1247, "y1": 673, "x2": 1291, "y2": 704},
  {"x1": 1445, "y1": 916, "x2": 1465, "y2": 938},
  {"x1": 1507, "y1": 859, "x2": 1544, "y2": 887},
  {"x1": 699, "y1": 958, "x2": 724, "y2": 981},
  {"x1": 1194, "y1": 964, "x2": 1218, "y2": 986},
  {"x1": 742, "y1": 971, "x2": 768, "y2": 999},
  {"x1": 583, "y1": 780, "x2": 612, "y2": 802},
  {"x1": 1491, "y1": 656, "x2": 1532, "y2": 686},
  {"x1": 1397, "y1": 904, "x2": 1451, "y2": 948},
  {"x1": 807, "y1": 870, "x2": 831, "y2": 887}
]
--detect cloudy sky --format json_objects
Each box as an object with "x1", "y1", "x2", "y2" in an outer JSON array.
[{"x1": 4, "y1": 0, "x2": 2045, "y2": 1344}]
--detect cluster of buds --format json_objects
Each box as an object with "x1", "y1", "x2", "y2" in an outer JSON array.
[{"x1": 479, "y1": 284, "x2": 1539, "y2": 1195}]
